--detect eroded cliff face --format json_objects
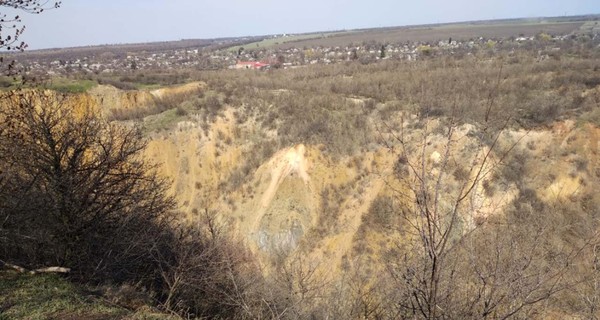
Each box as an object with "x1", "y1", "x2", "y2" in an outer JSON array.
[
  {"x1": 0, "y1": 89, "x2": 100, "y2": 116},
  {"x1": 89, "y1": 85, "x2": 155, "y2": 116},
  {"x1": 9, "y1": 83, "x2": 599, "y2": 274},
  {"x1": 143, "y1": 118, "x2": 396, "y2": 266},
  {"x1": 88, "y1": 81, "x2": 206, "y2": 117},
  {"x1": 138, "y1": 102, "x2": 600, "y2": 274}
]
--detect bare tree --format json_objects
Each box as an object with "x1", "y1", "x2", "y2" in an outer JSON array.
[
  {"x1": 383, "y1": 113, "x2": 497, "y2": 318},
  {"x1": 0, "y1": 0, "x2": 60, "y2": 50},
  {"x1": 268, "y1": 251, "x2": 331, "y2": 319},
  {"x1": 377, "y1": 78, "x2": 589, "y2": 318},
  {"x1": 0, "y1": 0, "x2": 61, "y2": 74},
  {"x1": 0, "y1": 90, "x2": 284, "y2": 318},
  {"x1": 155, "y1": 209, "x2": 271, "y2": 319},
  {"x1": 0, "y1": 90, "x2": 175, "y2": 284}
]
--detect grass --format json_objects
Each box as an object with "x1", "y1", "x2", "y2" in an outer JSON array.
[
  {"x1": 142, "y1": 107, "x2": 188, "y2": 133},
  {"x1": 44, "y1": 78, "x2": 98, "y2": 93},
  {"x1": 0, "y1": 271, "x2": 178, "y2": 320},
  {"x1": 0, "y1": 76, "x2": 20, "y2": 91},
  {"x1": 0, "y1": 271, "x2": 125, "y2": 320},
  {"x1": 132, "y1": 83, "x2": 165, "y2": 90}
]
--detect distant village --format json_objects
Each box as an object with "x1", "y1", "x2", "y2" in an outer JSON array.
[{"x1": 10, "y1": 30, "x2": 600, "y2": 78}]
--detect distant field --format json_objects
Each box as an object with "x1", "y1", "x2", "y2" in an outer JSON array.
[
  {"x1": 228, "y1": 32, "x2": 347, "y2": 52},
  {"x1": 274, "y1": 21, "x2": 586, "y2": 48}
]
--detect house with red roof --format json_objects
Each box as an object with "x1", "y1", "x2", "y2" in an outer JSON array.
[{"x1": 233, "y1": 61, "x2": 270, "y2": 70}]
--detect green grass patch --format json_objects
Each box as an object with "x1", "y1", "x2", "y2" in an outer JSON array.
[
  {"x1": 0, "y1": 271, "x2": 125, "y2": 320},
  {"x1": 142, "y1": 107, "x2": 188, "y2": 133},
  {"x1": 44, "y1": 78, "x2": 98, "y2": 93},
  {"x1": 132, "y1": 83, "x2": 164, "y2": 90},
  {"x1": 0, "y1": 271, "x2": 179, "y2": 320},
  {"x1": 0, "y1": 77, "x2": 98, "y2": 93},
  {"x1": 0, "y1": 76, "x2": 19, "y2": 91}
]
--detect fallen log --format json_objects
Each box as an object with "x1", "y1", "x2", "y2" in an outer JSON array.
[
  {"x1": 0, "y1": 260, "x2": 70, "y2": 274},
  {"x1": 31, "y1": 266, "x2": 71, "y2": 274}
]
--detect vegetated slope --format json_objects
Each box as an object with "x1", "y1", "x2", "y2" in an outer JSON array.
[{"x1": 88, "y1": 51, "x2": 600, "y2": 280}]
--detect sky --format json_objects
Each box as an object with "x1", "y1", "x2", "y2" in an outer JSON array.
[{"x1": 5, "y1": 0, "x2": 600, "y2": 50}]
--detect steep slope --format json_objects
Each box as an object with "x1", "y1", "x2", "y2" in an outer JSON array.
[{"x1": 140, "y1": 106, "x2": 600, "y2": 274}]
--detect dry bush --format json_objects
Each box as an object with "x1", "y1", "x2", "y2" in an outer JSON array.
[
  {"x1": 157, "y1": 211, "x2": 271, "y2": 319},
  {"x1": 371, "y1": 72, "x2": 599, "y2": 318},
  {"x1": 0, "y1": 91, "x2": 175, "y2": 286},
  {"x1": 361, "y1": 195, "x2": 398, "y2": 232}
]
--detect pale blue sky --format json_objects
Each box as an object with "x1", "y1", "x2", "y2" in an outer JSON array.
[{"x1": 7, "y1": 0, "x2": 600, "y2": 49}]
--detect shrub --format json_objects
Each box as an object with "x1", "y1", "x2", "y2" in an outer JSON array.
[
  {"x1": 0, "y1": 77, "x2": 13, "y2": 88},
  {"x1": 417, "y1": 45, "x2": 433, "y2": 56},
  {"x1": 175, "y1": 105, "x2": 188, "y2": 116},
  {"x1": 365, "y1": 195, "x2": 395, "y2": 229},
  {"x1": 0, "y1": 91, "x2": 175, "y2": 285},
  {"x1": 158, "y1": 213, "x2": 268, "y2": 318}
]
